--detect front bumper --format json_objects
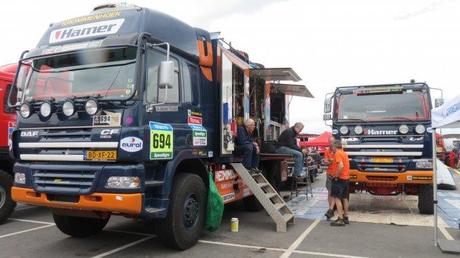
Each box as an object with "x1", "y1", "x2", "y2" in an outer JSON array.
[
  {"x1": 12, "y1": 186, "x2": 142, "y2": 214},
  {"x1": 349, "y1": 169, "x2": 433, "y2": 185}
]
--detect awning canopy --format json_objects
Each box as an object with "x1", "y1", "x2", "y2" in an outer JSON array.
[
  {"x1": 432, "y1": 94, "x2": 460, "y2": 129},
  {"x1": 271, "y1": 83, "x2": 314, "y2": 98},
  {"x1": 300, "y1": 131, "x2": 332, "y2": 147},
  {"x1": 220, "y1": 45, "x2": 251, "y2": 70},
  {"x1": 251, "y1": 67, "x2": 301, "y2": 82}
]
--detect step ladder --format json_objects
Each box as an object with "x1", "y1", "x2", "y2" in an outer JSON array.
[{"x1": 231, "y1": 163, "x2": 295, "y2": 232}]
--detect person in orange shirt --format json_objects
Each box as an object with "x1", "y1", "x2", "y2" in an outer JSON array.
[
  {"x1": 330, "y1": 140, "x2": 350, "y2": 226},
  {"x1": 323, "y1": 136, "x2": 336, "y2": 220}
]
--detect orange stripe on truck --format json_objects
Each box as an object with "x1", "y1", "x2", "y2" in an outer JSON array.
[
  {"x1": 11, "y1": 187, "x2": 142, "y2": 215},
  {"x1": 349, "y1": 169, "x2": 433, "y2": 185},
  {"x1": 197, "y1": 39, "x2": 213, "y2": 81}
]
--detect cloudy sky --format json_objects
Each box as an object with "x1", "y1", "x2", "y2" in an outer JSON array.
[{"x1": 1, "y1": 0, "x2": 459, "y2": 134}]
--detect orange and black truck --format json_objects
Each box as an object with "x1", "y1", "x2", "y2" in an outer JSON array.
[
  {"x1": 324, "y1": 83, "x2": 434, "y2": 214},
  {"x1": 9, "y1": 4, "x2": 309, "y2": 249}
]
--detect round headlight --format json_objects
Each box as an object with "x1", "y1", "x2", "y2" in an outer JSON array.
[
  {"x1": 40, "y1": 102, "x2": 52, "y2": 118},
  {"x1": 19, "y1": 103, "x2": 31, "y2": 118},
  {"x1": 415, "y1": 124, "x2": 425, "y2": 134},
  {"x1": 340, "y1": 126, "x2": 349, "y2": 135},
  {"x1": 354, "y1": 125, "x2": 363, "y2": 135},
  {"x1": 62, "y1": 101, "x2": 75, "y2": 117},
  {"x1": 85, "y1": 99, "x2": 99, "y2": 116},
  {"x1": 399, "y1": 124, "x2": 409, "y2": 134}
]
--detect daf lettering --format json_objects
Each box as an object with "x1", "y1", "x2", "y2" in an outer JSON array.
[{"x1": 20, "y1": 131, "x2": 39, "y2": 137}]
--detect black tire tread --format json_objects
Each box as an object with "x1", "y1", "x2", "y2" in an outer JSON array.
[{"x1": 0, "y1": 170, "x2": 16, "y2": 224}]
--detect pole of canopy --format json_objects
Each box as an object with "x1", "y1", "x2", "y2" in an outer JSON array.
[{"x1": 432, "y1": 127, "x2": 438, "y2": 247}]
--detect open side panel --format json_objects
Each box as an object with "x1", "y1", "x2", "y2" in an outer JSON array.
[{"x1": 221, "y1": 52, "x2": 234, "y2": 155}]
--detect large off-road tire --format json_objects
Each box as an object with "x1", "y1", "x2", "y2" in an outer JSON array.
[
  {"x1": 243, "y1": 194, "x2": 264, "y2": 212},
  {"x1": 0, "y1": 170, "x2": 16, "y2": 224},
  {"x1": 53, "y1": 213, "x2": 109, "y2": 237},
  {"x1": 418, "y1": 184, "x2": 434, "y2": 215},
  {"x1": 155, "y1": 173, "x2": 206, "y2": 250}
]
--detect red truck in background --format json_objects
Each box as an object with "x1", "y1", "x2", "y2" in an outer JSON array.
[
  {"x1": 0, "y1": 63, "x2": 17, "y2": 223},
  {"x1": 436, "y1": 133, "x2": 446, "y2": 162}
]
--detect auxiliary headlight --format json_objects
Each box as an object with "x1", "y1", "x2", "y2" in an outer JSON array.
[
  {"x1": 340, "y1": 126, "x2": 349, "y2": 135},
  {"x1": 85, "y1": 99, "x2": 99, "y2": 116},
  {"x1": 19, "y1": 103, "x2": 32, "y2": 118},
  {"x1": 106, "y1": 176, "x2": 140, "y2": 189},
  {"x1": 62, "y1": 101, "x2": 75, "y2": 117},
  {"x1": 40, "y1": 102, "x2": 52, "y2": 118},
  {"x1": 15, "y1": 173, "x2": 26, "y2": 184},
  {"x1": 415, "y1": 124, "x2": 425, "y2": 134},
  {"x1": 399, "y1": 124, "x2": 409, "y2": 134},
  {"x1": 354, "y1": 125, "x2": 363, "y2": 135},
  {"x1": 415, "y1": 159, "x2": 432, "y2": 169}
]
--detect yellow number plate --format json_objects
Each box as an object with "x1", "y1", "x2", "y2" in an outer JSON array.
[
  {"x1": 85, "y1": 150, "x2": 117, "y2": 161},
  {"x1": 372, "y1": 157, "x2": 393, "y2": 163}
]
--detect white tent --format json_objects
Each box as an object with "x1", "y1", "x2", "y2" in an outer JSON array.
[{"x1": 431, "y1": 94, "x2": 460, "y2": 251}]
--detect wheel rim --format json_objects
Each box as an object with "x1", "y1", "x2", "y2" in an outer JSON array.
[
  {"x1": 0, "y1": 185, "x2": 6, "y2": 209},
  {"x1": 183, "y1": 193, "x2": 199, "y2": 230}
]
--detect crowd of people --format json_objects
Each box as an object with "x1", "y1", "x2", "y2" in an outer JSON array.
[{"x1": 446, "y1": 148, "x2": 460, "y2": 169}]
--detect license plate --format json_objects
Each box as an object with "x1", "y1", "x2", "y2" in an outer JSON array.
[
  {"x1": 85, "y1": 150, "x2": 117, "y2": 161},
  {"x1": 372, "y1": 157, "x2": 393, "y2": 163}
]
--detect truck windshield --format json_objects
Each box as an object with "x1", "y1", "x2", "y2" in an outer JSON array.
[
  {"x1": 336, "y1": 91, "x2": 430, "y2": 121},
  {"x1": 17, "y1": 47, "x2": 137, "y2": 102}
]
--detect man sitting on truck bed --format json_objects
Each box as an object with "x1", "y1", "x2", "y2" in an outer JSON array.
[
  {"x1": 276, "y1": 122, "x2": 308, "y2": 179},
  {"x1": 235, "y1": 119, "x2": 261, "y2": 174}
]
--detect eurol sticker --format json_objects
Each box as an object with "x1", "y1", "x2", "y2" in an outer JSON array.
[
  {"x1": 120, "y1": 137, "x2": 143, "y2": 152},
  {"x1": 49, "y1": 19, "x2": 125, "y2": 44}
]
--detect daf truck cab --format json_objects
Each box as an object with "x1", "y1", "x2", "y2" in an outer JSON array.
[
  {"x1": 324, "y1": 83, "x2": 434, "y2": 214},
  {"x1": 9, "y1": 4, "x2": 310, "y2": 249}
]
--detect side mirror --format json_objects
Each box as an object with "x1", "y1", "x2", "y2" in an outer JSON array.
[
  {"x1": 323, "y1": 113, "x2": 332, "y2": 121},
  {"x1": 158, "y1": 60, "x2": 174, "y2": 89},
  {"x1": 435, "y1": 98, "x2": 444, "y2": 108},
  {"x1": 324, "y1": 97, "x2": 332, "y2": 113}
]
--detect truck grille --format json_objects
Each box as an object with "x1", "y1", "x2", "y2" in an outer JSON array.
[
  {"x1": 33, "y1": 169, "x2": 97, "y2": 194},
  {"x1": 18, "y1": 127, "x2": 119, "y2": 162}
]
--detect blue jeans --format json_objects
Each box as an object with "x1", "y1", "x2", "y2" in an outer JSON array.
[
  {"x1": 276, "y1": 146, "x2": 304, "y2": 176},
  {"x1": 235, "y1": 143, "x2": 260, "y2": 169}
]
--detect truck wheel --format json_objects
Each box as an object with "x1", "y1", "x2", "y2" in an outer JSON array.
[
  {"x1": 155, "y1": 173, "x2": 206, "y2": 250},
  {"x1": 0, "y1": 170, "x2": 16, "y2": 224},
  {"x1": 418, "y1": 184, "x2": 434, "y2": 214},
  {"x1": 53, "y1": 213, "x2": 109, "y2": 237},
  {"x1": 243, "y1": 194, "x2": 263, "y2": 212}
]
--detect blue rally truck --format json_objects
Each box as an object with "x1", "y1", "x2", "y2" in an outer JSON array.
[
  {"x1": 324, "y1": 83, "x2": 434, "y2": 214},
  {"x1": 9, "y1": 4, "x2": 309, "y2": 249}
]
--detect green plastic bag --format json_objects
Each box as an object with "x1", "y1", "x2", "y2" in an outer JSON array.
[{"x1": 205, "y1": 172, "x2": 224, "y2": 231}]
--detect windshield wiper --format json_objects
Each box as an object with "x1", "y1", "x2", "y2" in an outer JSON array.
[
  {"x1": 384, "y1": 116, "x2": 416, "y2": 122},
  {"x1": 337, "y1": 118, "x2": 367, "y2": 122}
]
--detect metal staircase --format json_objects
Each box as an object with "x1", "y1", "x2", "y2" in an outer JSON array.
[{"x1": 231, "y1": 163, "x2": 295, "y2": 232}]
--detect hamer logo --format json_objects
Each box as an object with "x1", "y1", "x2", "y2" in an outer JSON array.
[{"x1": 49, "y1": 19, "x2": 124, "y2": 44}]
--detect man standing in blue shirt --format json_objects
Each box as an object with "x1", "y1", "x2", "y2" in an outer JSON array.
[{"x1": 235, "y1": 119, "x2": 261, "y2": 174}]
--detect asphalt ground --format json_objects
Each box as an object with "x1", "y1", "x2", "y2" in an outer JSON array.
[{"x1": 1, "y1": 172, "x2": 460, "y2": 258}]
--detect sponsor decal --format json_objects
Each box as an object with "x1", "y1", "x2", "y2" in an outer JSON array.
[
  {"x1": 120, "y1": 137, "x2": 143, "y2": 152},
  {"x1": 406, "y1": 175, "x2": 413, "y2": 181},
  {"x1": 20, "y1": 131, "x2": 39, "y2": 137},
  {"x1": 149, "y1": 122, "x2": 173, "y2": 160},
  {"x1": 155, "y1": 106, "x2": 178, "y2": 112},
  {"x1": 222, "y1": 192, "x2": 236, "y2": 203},
  {"x1": 365, "y1": 129, "x2": 398, "y2": 135},
  {"x1": 187, "y1": 115, "x2": 203, "y2": 125},
  {"x1": 215, "y1": 169, "x2": 238, "y2": 182},
  {"x1": 93, "y1": 111, "x2": 121, "y2": 126},
  {"x1": 60, "y1": 11, "x2": 121, "y2": 26},
  {"x1": 189, "y1": 125, "x2": 207, "y2": 146},
  {"x1": 50, "y1": 18, "x2": 124, "y2": 44},
  {"x1": 208, "y1": 151, "x2": 214, "y2": 158}
]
